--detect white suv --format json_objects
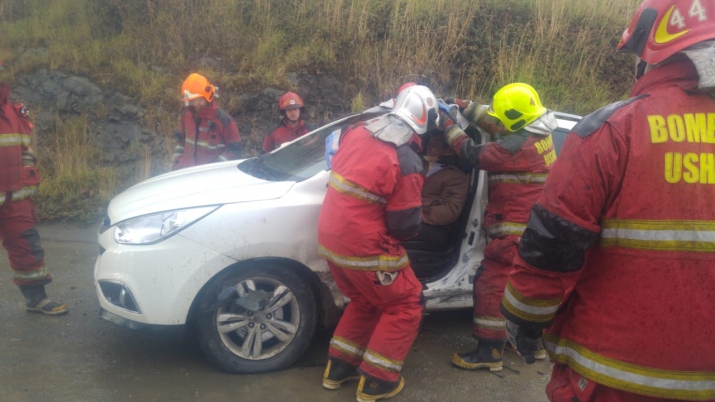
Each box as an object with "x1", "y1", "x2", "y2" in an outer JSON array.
[{"x1": 95, "y1": 109, "x2": 579, "y2": 374}]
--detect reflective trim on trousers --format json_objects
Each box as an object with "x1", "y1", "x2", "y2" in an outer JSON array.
[
  {"x1": 473, "y1": 315, "x2": 506, "y2": 330},
  {"x1": 12, "y1": 265, "x2": 49, "y2": 281},
  {"x1": 363, "y1": 349, "x2": 403, "y2": 373},
  {"x1": 501, "y1": 281, "x2": 561, "y2": 323},
  {"x1": 545, "y1": 334, "x2": 715, "y2": 400},
  {"x1": 330, "y1": 336, "x2": 366, "y2": 359}
]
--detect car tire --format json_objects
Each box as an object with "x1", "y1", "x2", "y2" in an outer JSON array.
[{"x1": 196, "y1": 264, "x2": 317, "y2": 373}]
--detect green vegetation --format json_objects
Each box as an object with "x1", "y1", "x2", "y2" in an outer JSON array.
[{"x1": 0, "y1": 0, "x2": 641, "y2": 220}]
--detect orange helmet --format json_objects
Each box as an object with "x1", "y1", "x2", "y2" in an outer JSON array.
[
  {"x1": 617, "y1": 0, "x2": 715, "y2": 64},
  {"x1": 181, "y1": 73, "x2": 215, "y2": 106},
  {"x1": 279, "y1": 91, "x2": 304, "y2": 111}
]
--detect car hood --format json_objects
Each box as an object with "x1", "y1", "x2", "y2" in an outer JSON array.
[{"x1": 107, "y1": 160, "x2": 295, "y2": 223}]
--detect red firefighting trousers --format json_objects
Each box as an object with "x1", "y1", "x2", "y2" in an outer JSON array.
[
  {"x1": 0, "y1": 198, "x2": 51, "y2": 286},
  {"x1": 472, "y1": 235, "x2": 519, "y2": 340},
  {"x1": 547, "y1": 364, "x2": 714, "y2": 402},
  {"x1": 327, "y1": 261, "x2": 423, "y2": 382}
]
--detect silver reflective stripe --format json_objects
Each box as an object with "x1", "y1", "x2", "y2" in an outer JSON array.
[
  {"x1": 13, "y1": 266, "x2": 49, "y2": 280},
  {"x1": 0, "y1": 134, "x2": 31, "y2": 146},
  {"x1": 11, "y1": 187, "x2": 37, "y2": 201},
  {"x1": 473, "y1": 317, "x2": 506, "y2": 329},
  {"x1": 364, "y1": 350, "x2": 402, "y2": 372},
  {"x1": 503, "y1": 287, "x2": 560, "y2": 316},
  {"x1": 602, "y1": 228, "x2": 715, "y2": 242},
  {"x1": 186, "y1": 137, "x2": 226, "y2": 150},
  {"x1": 546, "y1": 340, "x2": 715, "y2": 393},
  {"x1": 330, "y1": 338, "x2": 364, "y2": 357},
  {"x1": 328, "y1": 172, "x2": 387, "y2": 205},
  {"x1": 490, "y1": 173, "x2": 547, "y2": 183}
]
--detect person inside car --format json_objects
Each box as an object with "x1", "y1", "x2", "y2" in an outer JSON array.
[
  {"x1": 438, "y1": 83, "x2": 558, "y2": 372},
  {"x1": 411, "y1": 135, "x2": 469, "y2": 248}
]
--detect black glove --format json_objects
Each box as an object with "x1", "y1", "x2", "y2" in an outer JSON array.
[{"x1": 506, "y1": 320, "x2": 543, "y2": 364}]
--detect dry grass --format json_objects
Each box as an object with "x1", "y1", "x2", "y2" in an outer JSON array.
[{"x1": 0, "y1": 0, "x2": 642, "y2": 220}]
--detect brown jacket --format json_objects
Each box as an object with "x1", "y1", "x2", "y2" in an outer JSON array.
[{"x1": 421, "y1": 159, "x2": 469, "y2": 226}]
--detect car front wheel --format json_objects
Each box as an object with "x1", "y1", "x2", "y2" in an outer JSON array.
[{"x1": 196, "y1": 264, "x2": 317, "y2": 373}]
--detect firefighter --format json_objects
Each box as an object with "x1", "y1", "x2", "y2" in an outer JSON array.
[
  {"x1": 500, "y1": 0, "x2": 715, "y2": 400},
  {"x1": 438, "y1": 83, "x2": 558, "y2": 371},
  {"x1": 0, "y1": 84, "x2": 67, "y2": 315},
  {"x1": 172, "y1": 73, "x2": 242, "y2": 170},
  {"x1": 263, "y1": 91, "x2": 315, "y2": 153},
  {"x1": 318, "y1": 85, "x2": 439, "y2": 401}
]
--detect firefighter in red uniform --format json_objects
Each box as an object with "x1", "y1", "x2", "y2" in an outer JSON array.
[
  {"x1": 500, "y1": 1, "x2": 715, "y2": 401},
  {"x1": 0, "y1": 84, "x2": 67, "y2": 315},
  {"x1": 319, "y1": 85, "x2": 439, "y2": 401},
  {"x1": 262, "y1": 91, "x2": 315, "y2": 153},
  {"x1": 172, "y1": 73, "x2": 242, "y2": 170},
  {"x1": 439, "y1": 83, "x2": 558, "y2": 371}
]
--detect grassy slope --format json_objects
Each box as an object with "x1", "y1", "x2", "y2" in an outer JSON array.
[{"x1": 0, "y1": 0, "x2": 641, "y2": 221}]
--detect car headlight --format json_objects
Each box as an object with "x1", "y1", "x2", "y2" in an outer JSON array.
[{"x1": 114, "y1": 206, "x2": 218, "y2": 245}]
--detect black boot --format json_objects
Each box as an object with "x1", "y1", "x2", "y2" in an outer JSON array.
[
  {"x1": 505, "y1": 342, "x2": 548, "y2": 360},
  {"x1": 322, "y1": 357, "x2": 360, "y2": 390},
  {"x1": 19, "y1": 285, "x2": 68, "y2": 316},
  {"x1": 356, "y1": 373, "x2": 404, "y2": 402},
  {"x1": 451, "y1": 340, "x2": 504, "y2": 371}
]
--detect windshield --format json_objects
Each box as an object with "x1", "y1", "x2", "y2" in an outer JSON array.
[{"x1": 239, "y1": 110, "x2": 386, "y2": 181}]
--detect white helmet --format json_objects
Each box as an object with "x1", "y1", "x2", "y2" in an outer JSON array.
[{"x1": 390, "y1": 85, "x2": 439, "y2": 135}]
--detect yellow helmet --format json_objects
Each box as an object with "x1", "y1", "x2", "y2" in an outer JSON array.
[{"x1": 487, "y1": 83, "x2": 546, "y2": 132}]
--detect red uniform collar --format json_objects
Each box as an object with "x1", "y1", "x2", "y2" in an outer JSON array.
[{"x1": 630, "y1": 59, "x2": 699, "y2": 97}]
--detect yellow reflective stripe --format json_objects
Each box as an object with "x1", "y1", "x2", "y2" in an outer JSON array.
[
  {"x1": 601, "y1": 219, "x2": 715, "y2": 252},
  {"x1": 185, "y1": 137, "x2": 226, "y2": 150},
  {"x1": 363, "y1": 349, "x2": 403, "y2": 373},
  {"x1": 489, "y1": 172, "x2": 548, "y2": 184},
  {"x1": 501, "y1": 282, "x2": 561, "y2": 323},
  {"x1": 13, "y1": 265, "x2": 49, "y2": 281},
  {"x1": 473, "y1": 315, "x2": 506, "y2": 329},
  {"x1": 330, "y1": 336, "x2": 365, "y2": 359},
  {"x1": 328, "y1": 171, "x2": 387, "y2": 205},
  {"x1": 318, "y1": 244, "x2": 409, "y2": 271},
  {"x1": 487, "y1": 222, "x2": 527, "y2": 237},
  {"x1": 0, "y1": 133, "x2": 31, "y2": 147},
  {"x1": 0, "y1": 193, "x2": 5, "y2": 206},
  {"x1": 545, "y1": 334, "x2": 715, "y2": 400},
  {"x1": 11, "y1": 186, "x2": 37, "y2": 202}
]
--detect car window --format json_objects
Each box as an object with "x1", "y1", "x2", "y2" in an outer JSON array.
[{"x1": 239, "y1": 110, "x2": 386, "y2": 182}]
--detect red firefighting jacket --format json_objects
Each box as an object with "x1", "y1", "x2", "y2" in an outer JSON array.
[
  {"x1": 449, "y1": 128, "x2": 555, "y2": 238},
  {"x1": 501, "y1": 60, "x2": 715, "y2": 400},
  {"x1": 262, "y1": 118, "x2": 315, "y2": 153},
  {"x1": 173, "y1": 102, "x2": 242, "y2": 170},
  {"x1": 318, "y1": 124, "x2": 425, "y2": 271},
  {"x1": 0, "y1": 85, "x2": 39, "y2": 206}
]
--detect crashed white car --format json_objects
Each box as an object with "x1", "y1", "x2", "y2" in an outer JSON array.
[{"x1": 95, "y1": 108, "x2": 579, "y2": 374}]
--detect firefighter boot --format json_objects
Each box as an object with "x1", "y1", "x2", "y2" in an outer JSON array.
[
  {"x1": 451, "y1": 341, "x2": 504, "y2": 371},
  {"x1": 356, "y1": 373, "x2": 405, "y2": 402},
  {"x1": 20, "y1": 284, "x2": 68, "y2": 316},
  {"x1": 505, "y1": 342, "x2": 547, "y2": 360},
  {"x1": 322, "y1": 357, "x2": 360, "y2": 390}
]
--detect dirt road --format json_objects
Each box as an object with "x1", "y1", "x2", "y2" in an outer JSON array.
[{"x1": 0, "y1": 222, "x2": 551, "y2": 402}]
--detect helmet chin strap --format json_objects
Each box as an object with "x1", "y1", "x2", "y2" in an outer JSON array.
[{"x1": 635, "y1": 56, "x2": 648, "y2": 80}]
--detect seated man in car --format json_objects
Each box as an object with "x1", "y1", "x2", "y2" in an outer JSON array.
[{"x1": 411, "y1": 135, "x2": 469, "y2": 248}]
